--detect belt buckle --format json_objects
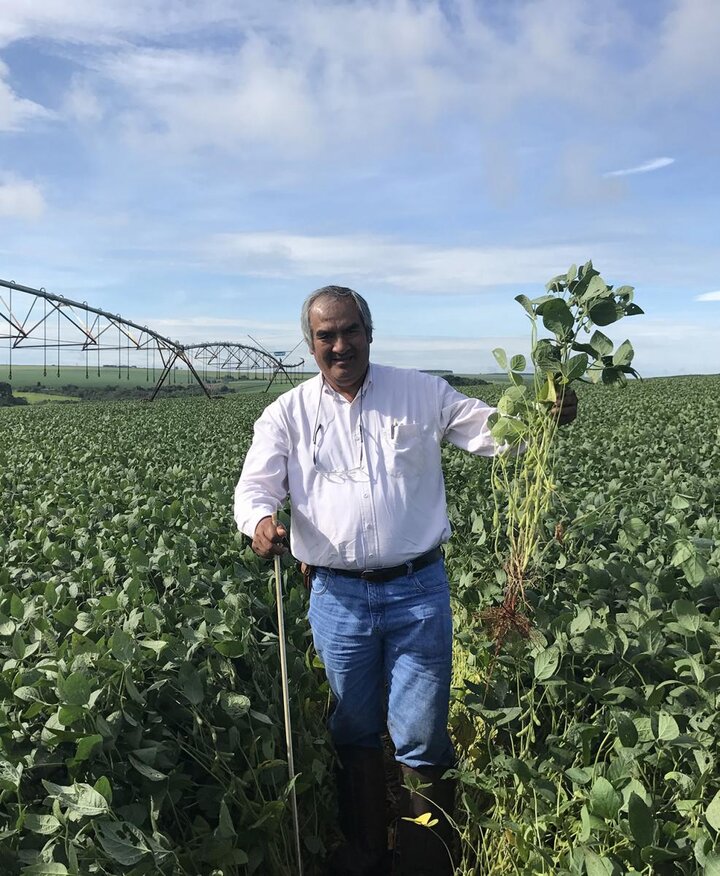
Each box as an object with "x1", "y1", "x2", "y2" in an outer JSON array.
[{"x1": 360, "y1": 569, "x2": 379, "y2": 581}]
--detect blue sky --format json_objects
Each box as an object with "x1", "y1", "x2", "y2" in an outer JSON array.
[{"x1": 1, "y1": 0, "x2": 719, "y2": 376}]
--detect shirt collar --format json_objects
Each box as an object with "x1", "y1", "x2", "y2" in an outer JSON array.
[{"x1": 319, "y1": 363, "x2": 373, "y2": 400}]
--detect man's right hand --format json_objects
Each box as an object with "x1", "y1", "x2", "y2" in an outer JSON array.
[{"x1": 252, "y1": 516, "x2": 288, "y2": 559}]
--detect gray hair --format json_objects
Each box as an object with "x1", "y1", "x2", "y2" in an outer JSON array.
[{"x1": 301, "y1": 286, "x2": 373, "y2": 347}]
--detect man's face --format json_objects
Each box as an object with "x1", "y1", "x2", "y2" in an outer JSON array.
[{"x1": 308, "y1": 295, "x2": 371, "y2": 397}]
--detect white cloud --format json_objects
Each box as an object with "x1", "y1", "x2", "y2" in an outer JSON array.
[
  {"x1": 143, "y1": 315, "x2": 303, "y2": 350},
  {"x1": 0, "y1": 177, "x2": 46, "y2": 218},
  {"x1": 63, "y1": 75, "x2": 103, "y2": 123},
  {"x1": 603, "y1": 157, "x2": 675, "y2": 178},
  {"x1": 696, "y1": 291, "x2": 720, "y2": 302},
  {"x1": 0, "y1": 61, "x2": 51, "y2": 131},
  {"x1": 651, "y1": 0, "x2": 720, "y2": 91},
  {"x1": 147, "y1": 315, "x2": 298, "y2": 333},
  {"x1": 202, "y1": 232, "x2": 589, "y2": 293},
  {"x1": 0, "y1": 1, "x2": 717, "y2": 163}
]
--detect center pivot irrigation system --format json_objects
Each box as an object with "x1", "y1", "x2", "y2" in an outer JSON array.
[{"x1": 0, "y1": 279, "x2": 305, "y2": 400}]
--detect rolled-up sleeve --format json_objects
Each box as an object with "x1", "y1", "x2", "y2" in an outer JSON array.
[
  {"x1": 438, "y1": 383, "x2": 499, "y2": 456},
  {"x1": 233, "y1": 408, "x2": 291, "y2": 539}
]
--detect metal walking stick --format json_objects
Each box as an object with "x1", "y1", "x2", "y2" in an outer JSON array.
[{"x1": 272, "y1": 512, "x2": 303, "y2": 875}]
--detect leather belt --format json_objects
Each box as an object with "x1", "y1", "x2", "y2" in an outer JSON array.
[{"x1": 323, "y1": 547, "x2": 443, "y2": 583}]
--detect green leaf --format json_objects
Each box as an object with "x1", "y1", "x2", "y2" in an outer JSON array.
[
  {"x1": 671, "y1": 539, "x2": 695, "y2": 567},
  {"x1": 128, "y1": 546, "x2": 149, "y2": 569},
  {"x1": 221, "y1": 692, "x2": 251, "y2": 720},
  {"x1": 706, "y1": 790, "x2": 720, "y2": 831},
  {"x1": 489, "y1": 415, "x2": 528, "y2": 446},
  {"x1": 129, "y1": 754, "x2": 167, "y2": 782},
  {"x1": 214, "y1": 640, "x2": 247, "y2": 658},
  {"x1": 682, "y1": 554, "x2": 707, "y2": 586},
  {"x1": 14, "y1": 686, "x2": 43, "y2": 703},
  {"x1": 589, "y1": 776, "x2": 621, "y2": 821},
  {"x1": 705, "y1": 852, "x2": 720, "y2": 876},
  {"x1": 58, "y1": 705, "x2": 85, "y2": 726},
  {"x1": 94, "y1": 776, "x2": 112, "y2": 804},
  {"x1": 23, "y1": 813, "x2": 62, "y2": 835},
  {"x1": 641, "y1": 846, "x2": 680, "y2": 865},
  {"x1": 75, "y1": 734, "x2": 103, "y2": 762},
  {"x1": 216, "y1": 799, "x2": 237, "y2": 839},
  {"x1": 563, "y1": 353, "x2": 588, "y2": 382},
  {"x1": 42, "y1": 781, "x2": 109, "y2": 816},
  {"x1": 569, "y1": 607, "x2": 592, "y2": 635},
  {"x1": 536, "y1": 373, "x2": 557, "y2": 404},
  {"x1": 589, "y1": 299, "x2": 621, "y2": 326},
  {"x1": 578, "y1": 274, "x2": 607, "y2": 303},
  {"x1": 514, "y1": 294, "x2": 534, "y2": 317},
  {"x1": 533, "y1": 646, "x2": 559, "y2": 682},
  {"x1": 584, "y1": 849, "x2": 613, "y2": 876},
  {"x1": 613, "y1": 339, "x2": 634, "y2": 366},
  {"x1": 578, "y1": 804, "x2": 592, "y2": 842},
  {"x1": 628, "y1": 792, "x2": 655, "y2": 846},
  {"x1": 540, "y1": 298, "x2": 574, "y2": 339},
  {"x1": 673, "y1": 599, "x2": 701, "y2": 633},
  {"x1": 565, "y1": 767, "x2": 591, "y2": 785},
  {"x1": 589, "y1": 330, "x2": 613, "y2": 357},
  {"x1": 497, "y1": 386, "x2": 527, "y2": 416},
  {"x1": 509, "y1": 354, "x2": 526, "y2": 372},
  {"x1": 95, "y1": 820, "x2": 149, "y2": 867},
  {"x1": 58, "y1": 672, "x2": 91, "y2": 707},
  {"x1": 492, "y1": 348, "x2": 508, "y2": 370},
  {"x1": 655, "y1": 712, "x2": 680, "y2": 742},
  {"x1": 10, "y1": 593, "x2": 24, "y2": 620},
  {"x1": 616, "y1": 713, "x2": 638, "y2": 748},
  {"x1": 12, "y1": 630, "x2": 26, "y2": 660},
  {"x1": 21, "y1": 866, "x2": 69, "y2": 876},
  {"x1": 532, "y1": 338, "x2": 562, "y2": 371},
  {"x1": 178, "y1": 662, "x2": 204, "y2": 706},
  {"x1": 0, "y1": 760, "x2": 22, "y2": 791},
  {"x1": 110, "y1": 629, "x2": 134, "y2": 664}
]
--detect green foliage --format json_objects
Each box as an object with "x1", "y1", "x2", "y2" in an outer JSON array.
[
  {"x1": 0, "y1": 396, "x2": 334, "y2": 875},
  {"x1": 3, "y1": 369, "x2": 720, "y2": 875},
  {"x1": 446, "y1": 375, "x2": 720, "y2": 874}
]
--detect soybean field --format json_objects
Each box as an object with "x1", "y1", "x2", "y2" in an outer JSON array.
[{"x1": 1, "y1": 375, "x2": 719, "y2": 875}]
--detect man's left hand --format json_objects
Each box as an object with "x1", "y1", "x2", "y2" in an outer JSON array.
[{"x1": 550, "y1": 386, "x2": 578, "y2": 426}]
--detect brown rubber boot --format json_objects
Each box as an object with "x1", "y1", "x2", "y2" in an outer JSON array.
[
  {"x1": 392, "y1": 765, "x2": 457, "y2": 876},
  {"x1": 326, "y1": 746, "x2": 389, "y2": 876}
]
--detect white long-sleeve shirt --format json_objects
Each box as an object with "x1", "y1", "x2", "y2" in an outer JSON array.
[{"x1": 234, "y1": 363, "x2": 499, "y2": 570}]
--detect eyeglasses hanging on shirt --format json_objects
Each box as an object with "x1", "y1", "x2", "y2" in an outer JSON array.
[{"x1": 312, "y1": 378, "x2": 369, "y2": 482}]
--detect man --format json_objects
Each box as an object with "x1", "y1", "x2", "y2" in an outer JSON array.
[{"x1": 234, "y1": 286, "x2": 577, "y2": 876}]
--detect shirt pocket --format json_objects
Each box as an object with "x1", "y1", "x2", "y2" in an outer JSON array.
[{"x1": 381, "y1": 422, "x2": 435, "y2": 479}]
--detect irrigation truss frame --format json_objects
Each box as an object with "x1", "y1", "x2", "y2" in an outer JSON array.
[{"x1": 0, "y1": 278, "x2": 304, "y2": 400}]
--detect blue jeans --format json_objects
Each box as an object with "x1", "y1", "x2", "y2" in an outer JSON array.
[{"x1": 308, "y1": 557, "x2": 455, "y2": 769}]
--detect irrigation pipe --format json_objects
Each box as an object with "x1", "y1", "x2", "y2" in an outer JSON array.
[{"x1": 272, "y1": 512, "x2": 303, "y2": 875}]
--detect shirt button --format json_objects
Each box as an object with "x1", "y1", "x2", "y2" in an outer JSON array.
[
  {"x1": 368, "y1": 553, "x2": 374, "y2": 558},
  {"x1": 363, "y1": 492, "x2": 369, "y2": 498},
  {"x1": 366, "y1": 523, "x2": 373, "y2": 530}
]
